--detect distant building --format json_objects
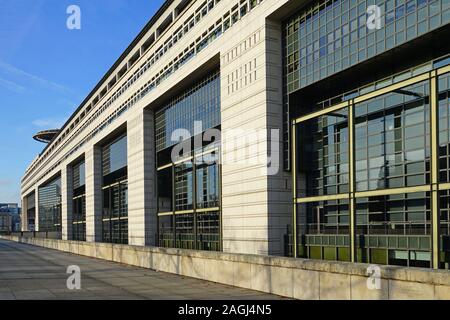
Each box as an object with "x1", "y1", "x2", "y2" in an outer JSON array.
[
  {"x1": 0, "y1": 204, "x2": 21, "y2": 232},
  {"x1": 0, "y1": 213, "x2": 12, "y2": 233}
]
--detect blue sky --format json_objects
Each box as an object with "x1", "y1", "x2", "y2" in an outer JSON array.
[{"x1": 0, "y1": 0, "x2": 164, "y2": 204}]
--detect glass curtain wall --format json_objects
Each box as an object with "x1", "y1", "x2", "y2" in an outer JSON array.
[
  {"x1": 296, "y1": 107, "x2": 351, "y2": 260},
  {"x1": 38, "y1": 176, "x2": 62, "y2": 234},
  {"x1": 285, "y1": 0, "x2": 450, "y2": 93},
  {"x1": 439, "y1": 71, "x2": 450, "y2": 269},
  {"x1": 158, "y1": 147, "x2": 221, "y2": 251},
  {"x1": 292, "y1": 65, "x2": 450, "y2": 269},
  {"x1": 102, "y1": 135, "x2": 128, "y2": 244},
  {"x1": 26, "y1": 192, "x2": 36, "y2": 231},
  {"x1": 283, "y1": 0, "x2": 450, "y2": 169},
  {"x1": 156, "y1": 71, "x2": 221, "y2": 251},
  {"x1": 72, "y1": 160, "x2": 86, "y2": 241}
]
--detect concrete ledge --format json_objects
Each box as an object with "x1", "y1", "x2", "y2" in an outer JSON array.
[{"x1": 2, "y1": 235, "x2": 450, "y2": 300}]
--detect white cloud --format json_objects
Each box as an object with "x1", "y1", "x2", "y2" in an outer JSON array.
[
  {"x1": 0, "y1": 76, "x2": 26, "y2": 93},
  {"x1": 0, "y1": 60, "x2": 73, "y2": 94}
]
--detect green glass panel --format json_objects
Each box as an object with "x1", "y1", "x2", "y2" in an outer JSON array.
[
  {"x1": 371, "y1": 248, "x2": 388, "y2": 265},
  {"x1": 323, "y1": 247, "x2": 336, "y2": 261},
  {"x1": 310, "y1": 246, "x2": 322, "y2": 260}
]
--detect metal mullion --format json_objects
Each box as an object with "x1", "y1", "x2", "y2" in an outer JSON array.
[
  {"x1": 175, "y1": 209, "x2": 195, "y2": 215},
  {"x1": 193, "y1": 159, "x2": 198, "y2": 250},
  {"x1": 218, "y1": 145, "x2": 223, "y2": 252},
  {"x1": 437, "y1": 65, "x2": 450, "y2": 76},
  {"x1": 354, "y1": 185, "x2": 431, "y2": 198},
  {"x1": 119, "y1": 182, "x2": 123, "y2": 244},
  {"x1": 349, "y1": 100, "x2": 356, "y2": 263},
  {"x1": 174, "y1": 155, "x2": 194, "y2": 165},
  {"x1": 293, "y1": 101, "x2": 348, "y2": 124},
  {"x1": 296, "y1": 193, "x2": 349, "y2": 203},
  {"x1": 354, "y1": 73, "x2": 430, "y2": 104},
  {"x1": 196, "y1": 207, "x2": 220, "y2": 213},
  {"x1": 195, "y1": 147, "x2": 219, "y2": 159},
  {"x1": 108, "y1": 187, "x2": 112, "y2": 243},
  {"x1": 158, "y1": 212, "x2": 174, "y2": 216},
  {"x1": 430, "y1": 72, "x2": 440, "y2": 269},
  {"x1": 172, "y1": 164, "x2": 176, "y2": 246},
  {"x1": 291, "y1": 121, "x2": 297, "y2": 258},
  {"x1": 438, "y1": 183, "x2": 450, "y2": 191},
  {"x1": 293, "y1": 72, "x2": 432, "y2": 127},
  {"x1": 157, "y1": 163, "x2": 173, "y2": 171}
]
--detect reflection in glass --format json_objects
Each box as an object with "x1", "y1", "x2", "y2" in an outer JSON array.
[
  {"x1": 296, "y1": 199, "x2": 350, "y2": 261},
  {"x1": 354, "y1": 81, "x2": 430, "y2": 192},
  {"x1": 72, "y1": 160, "x2": 86, "y2": 241},
  {"x1": 38, "y1": 176, "x2": 62, "y2": 234},
  {"x1": 196, "y1": 161, "x2": 219, "y2": 209},
  {"x1": 356, "y1": 192, "x2": 431, "y2": 267},
  {"x1": 297, "y1": 107, "x2": 349, "y2": 197},
  {"x1": 102, "y1": 134, "x2": 128, "y2": 244}
]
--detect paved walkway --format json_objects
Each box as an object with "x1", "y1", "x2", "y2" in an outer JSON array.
[{"x1": 0, "y1": 239, "x2": 283, "y2": 300}]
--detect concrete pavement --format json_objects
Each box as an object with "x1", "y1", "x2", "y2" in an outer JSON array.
[{"x1": 0, "y1": 239, "x2": 283, "y2": 300}]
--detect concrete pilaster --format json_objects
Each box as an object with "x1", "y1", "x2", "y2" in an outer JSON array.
[
  {"x1": 127, "y1": 110, "x2": 157, "y2": 246},
  {"x1": 34, "y1": 187, "x2": 39, "y2": 232},
  {"x1": 61, "y1": 165, "x2": 73, "y2": 240},
  {"x1": 85, "y1": 146, "x2": 103, "y2": 242},
  {"x1": 220, "y1": 16, "x2": 291, "y2": 256},
  {"x1": 21, "y1": 196, "x2": 27, "y2": 232}
]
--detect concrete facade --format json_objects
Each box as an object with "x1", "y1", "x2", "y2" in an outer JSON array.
[{"x1": 21, "y1": 0, "x2": 294, "y2": 255}]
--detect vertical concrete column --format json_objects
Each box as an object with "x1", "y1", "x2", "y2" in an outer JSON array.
[
  {"x1": 21, "y1": 196, "x2": 28, "y2": 231},
  {"x1": 85, "y1": 146, "x2": 103, "y2": 242},
  {"x1": 127, "y1": 110, "x2": 157, "y2": 246},
  {"x1": 220, "y1": 17, "x2": 291, "y2": 255},
  {"x1": 61, "y1": 165, "x2": 73, "y2": 240},
  {"x1": 265, "y1": 19, "x2": 293, "y2": 256},
  {"x1": 34, "y1": 187, "x2": 40, "y2": 232}
]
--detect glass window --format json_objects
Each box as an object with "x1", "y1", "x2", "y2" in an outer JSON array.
[
  {"x1": 156, "y1": 71, "x2": 221, "y2": 252},
  {"x1": 296, "y1": 198, "x2": 350, "y2": 261},
  {"x1": 197, "y1": 211, "x2": 220, "y2": 251},
  {"x1": 440, "y1": 190, "x2": 450, "y2": 268},
  {"x1": 296, "y1": 107, "x2": 349, "y2": 197},
  {"x1": 438, "y1": 73, "x2": 450, "y2": 183},
  {"x1": 354, "y1": 80, "x2": 430, "y2": 191},
  {"x1": 72, "y1": 160, "x2": 86, "y2": 241},
  {"x1": 175, "y1": 213, "x2": 195, "y2": 249},
  {"x1": 175, "y1": 162, "x2": 194, "y2": 212},
  {"x1": 155, "y1": 71, "x2": 220, "y2": 153},
  {"x1": 38, "y1": 176, "x2": 62, "y2": 234},
  {"x1": 102, "y1": 182, "x2": 128, "y2": 244},
  {"x1": 26, "y1": 192, "x2": 36, "y2": 230},
  {"x1": 355, "y1": 192, "x2": 431, "y2": 266},
  {"x1": 102, "y1": 135, "x2": 128, "y2": 244},
  {"x1": 102, "y1": 135, "x2": 127, "y2": 176},
  {"x1": 196, "y1": 161, "x2": 219, "y2": 209}
]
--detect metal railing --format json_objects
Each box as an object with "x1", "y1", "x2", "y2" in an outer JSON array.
[{"x1": 157, "y1": 233, "x2": 220, "y2": 252}]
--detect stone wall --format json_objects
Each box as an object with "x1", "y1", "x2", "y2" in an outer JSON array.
[{"x1": 3, "y1": 235, "x2": 450, "y2": 300}]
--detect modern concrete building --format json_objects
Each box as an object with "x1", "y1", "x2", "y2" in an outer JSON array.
[{"x1": 20, "y1": 0, "x2": 450, "y2": 271}]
